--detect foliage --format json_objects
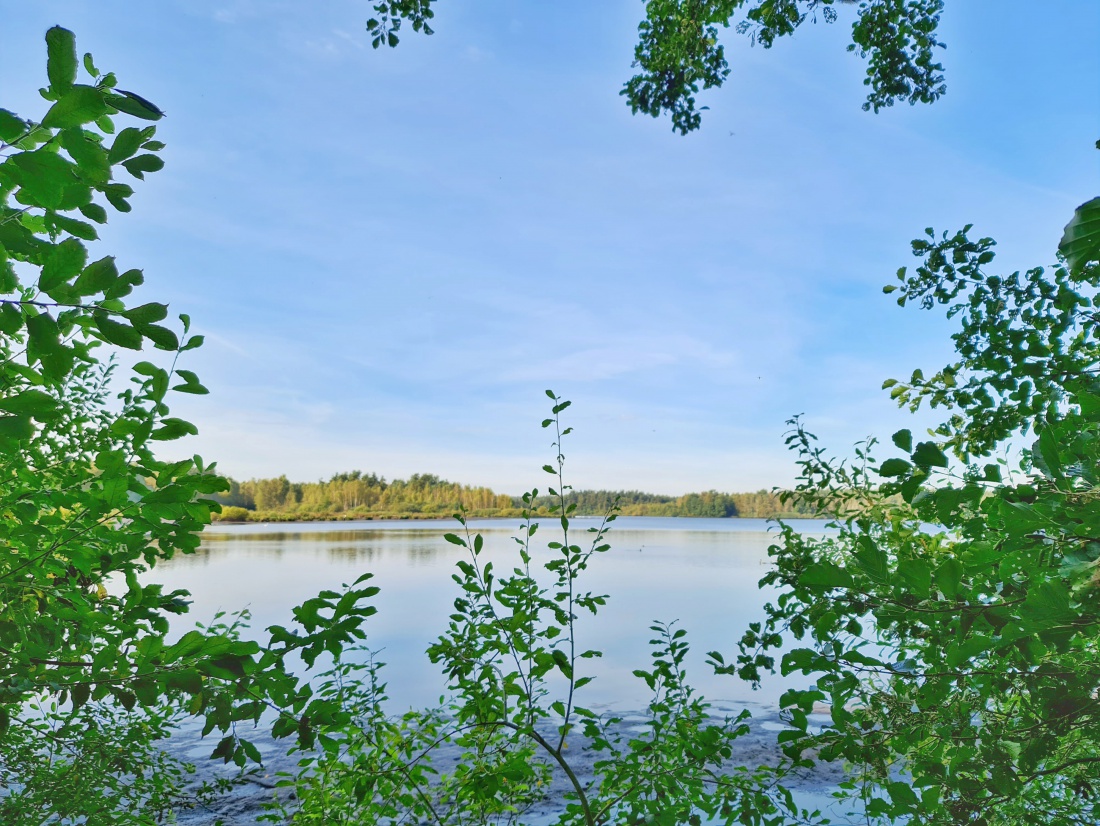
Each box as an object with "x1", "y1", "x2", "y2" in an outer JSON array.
[
  {"x1": 0, "y1": 694, "x2": 228, "y2": 823},
  {"x1": 532, "y1": 488, "x2": 818, "y2": 518},
  {"x1": 209, "y1": 472, "x2": 818, "y2": 521},
  {"x1": 265, "y1": 392, "x2": 820, "y2": 826},
  {"x1": 0, "y1": 28, "x2": 379, "y2": 823},
  {"x1": 212, "y1": 470, "x2": 512, "y2": 516},
  {"x1": 366, "y1": 0, "x2": 437, "y2": 48},
  {"x1": 364, "y1": 0, "x2": 946, "y2": 133},
  {"x1": 728, "y1": 184, "x2": 1100, "y2": 824}
]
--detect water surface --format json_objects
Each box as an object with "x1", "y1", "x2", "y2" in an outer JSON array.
[{"x1": 154, "y1": 516, "x2": 831, "y2": 710}]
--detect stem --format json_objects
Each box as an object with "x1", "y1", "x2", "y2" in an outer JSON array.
[
  {"x1": 505, "y1": 720, "x2": 596, "y2": 826},
  {"x1": 551, "y1": 399, "x2": 578, "y2": 754}
]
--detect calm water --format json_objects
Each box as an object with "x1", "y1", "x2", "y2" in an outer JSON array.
[{"x1": 152, "y1": 516, "x2": 832, "y2": 711}]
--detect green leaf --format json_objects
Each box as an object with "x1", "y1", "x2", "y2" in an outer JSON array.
[
  {"x1": 93, "y1": 310, "x2": 143, "y2": 349},
  {"x1": 70, "y1": 682, "x2": 91, "y2": 711},
  {"x1": 180, "y1": 334, "x2": 204, "y2": 352},
  {"x1": 891, "y1": 428, "x2": 912, "y2": 452},
  {"x1": 887, "y1": 782, "x2": 919, "y2": 809},
  {"x1": 26, "y1": 311, "x2": 60, "y2": 347},
  {"x1": 0, "y1": 261, "x2": 15, "y2": 294},
  {"x1": 74, "y1": 256, "x2": 119, "y2": 295},
  {"x1": 123, "y1": 302, "x2": 168, "y2": 324},
  {"x1": 56, "y1": 181, "x2": 92, "y2": 211},
  {"x1": 41, "y1": 85, "x2": 109, "y2": 129},
  {"x1": 121, "y1": 153, "x2": 165, "y2": 180},
  {"x1": 164, "y1": 669, "x2": 203, "y2": 695},
  {"x1": 49, "y1": 214, "x2": 98, "y2": 241},
  {"x1": 172, "y1": 378, "x2": 209, "y2": 395},
  {"x1": 59, "y1": 128, "x2": 110, "y2": 183},
  {"x1": 107, "y1": 127, "x2": 144, "y2": 164},
  {"x1": 552, "y1": 648, "x2": 573, "y2": 679},
  {"x1": 1033, "y1": 427, "x2": 1063, "y2": 479},
  {"x1": 854, "y1": 538, "x2": 890, "y2": 584},
  {"x1": 104, "y1": 185, "x2": 133, "y2": 213},
  {"x1": 0, "y1": 109, "x2": 29, "y2": 143},
  {"x1": 132, "y1": 679, "x2": 159, "y2": 707},
  {"x1": 136, "y1": 323, "x2": 179, "y2": 351},
  {"x1": 8, "y1": 150, "x2": 77, "y2": 209},
  {"x1": 879, "y1": 458, "x2": 912, "y2": 477},
  {"x1": 45, "y1": 26, "x2": 78, "y2": 93},
  {"x1": 25, "y1": 312, "x2": 73, "y2": 379},
  {"x1": 897, "y1": 558, "x2": 932, "y2": 599},
  {"x1": 934, "y1": 558, "x2": 963, "y2": 599},
  {"x1": 0, "y1": 414, "x2": 34, "y2": 441},
  {"x1": 240, "y1": 738, "x2": 263, "y2": 764},
  {"x1": 0, "y1": 304, "x2": 22, "y2": 334},
  {"x1": 104, "y1": 267, "x2": 143, "y2": 299},
  {"x1": 40, "y1": 238, "x2": 87, "y2": 292},
  {"x1": 79, "y1": 202, "x2": 109, "y2": 224},
  {"x1": 800, "y1": 562, "x2": 853, "y2": 589},
  {"x1": 1059, "y1": 196, "x2": 1100, "y2": 273},
  {"x1": 0, "y1": 390, "x2": 60, "y2": 420},
  {"x1": 211, "y1": 735, "x2": 236, "y2": 762},
  {"x1": 1024, "y1": 581, "x2": 1072, "y2": 623},
  {"x1": 83, "y1": 52, "x2": 99, "y2": 78},
  {"x1": 911, "y1": 441, "x2": 948, "y2": 468},
  {"x1": 106, "y1": 90, "x2": 164, "y2": 121},
  {"x1": 150, "y1": 418, "x2": 199, "y2": 441}
]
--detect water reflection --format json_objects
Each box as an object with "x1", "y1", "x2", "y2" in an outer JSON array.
[{"x1": 151, "y1": 518, "x2": 831, "y2": 710}]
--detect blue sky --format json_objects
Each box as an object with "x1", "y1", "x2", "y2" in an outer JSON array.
[{"x1": 3, "y1": 1, "x2": 1098, "y2": 493}]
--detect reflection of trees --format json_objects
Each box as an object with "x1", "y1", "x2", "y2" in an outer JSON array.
[
  {"x1": 407, "y1": 544, "x2": 440, "y2": 565},
  {"x1": 156, "y1": 545, "x2": 225, "y2": 567},
  {"x1": 199, "y1": 528, "x2": 461, "y2": 566},
  {"x1": 327, "y1": 545, "x2": 383, "y2": 562}
]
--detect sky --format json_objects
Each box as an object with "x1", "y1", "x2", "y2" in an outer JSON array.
[{"x1": 2, "y1": 1, "x2": 1098, "y2": 494}]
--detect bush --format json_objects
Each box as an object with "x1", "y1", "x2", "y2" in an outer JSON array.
[{"x1": 216, "y1": 505, "x2": 253, "y2": 522}]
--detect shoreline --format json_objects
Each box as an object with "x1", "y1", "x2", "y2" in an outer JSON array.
[
  {"x1": 209, "y1": 512, "x2": 824, "y2": 525},
  {"x1": 170, "y1": 704, "x2": 851, "y2": 825}
]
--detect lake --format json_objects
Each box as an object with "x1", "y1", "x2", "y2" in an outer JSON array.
[{"x1": 155, "y1": 516, "x2": 831, "y2": 713}]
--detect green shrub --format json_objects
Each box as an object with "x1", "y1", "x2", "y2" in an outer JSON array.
[{"x1": 216, "y1": 505, "x2": 252, "y2": 522}]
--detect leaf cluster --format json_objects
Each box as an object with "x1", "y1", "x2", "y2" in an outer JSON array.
[
  {"x1": 363, "y1": 0, "x2": 947, "y2": 134},
  {"x1": 733, "y1": 187, "x2": 1100, "y2": 824},
  {"x1": 0, "y1": 29, "x2": 382, "y2": 822},
  {"x1": 269, "y1": 395, "x2": 819, "y2": 826}
]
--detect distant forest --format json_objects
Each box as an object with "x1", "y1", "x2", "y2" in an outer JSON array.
[{"x1": 209, "y1": 472, "x2": 818, "y2": 522}]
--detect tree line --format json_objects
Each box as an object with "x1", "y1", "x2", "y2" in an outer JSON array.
[
  {"x1": 209, "y1": 473, "x2": 817, "y2": 521},
  {"x1": 211, "y1": 471, "x2": 513, "y2": 520},
  {"x1": 527, "y1": 488, "x2": 817, "y2": 519}
]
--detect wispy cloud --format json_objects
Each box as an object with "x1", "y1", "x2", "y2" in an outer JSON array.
[{"x1": 7, "y1": 0, "x2": 1091, "y2": 493}]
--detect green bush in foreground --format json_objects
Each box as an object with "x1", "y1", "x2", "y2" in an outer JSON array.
[
  {"x1": 0, "y1": 29, "x2": 378, "y2": 823},
  {"x1": 265, "y1": 392, "x2": 815, "y2": 826},
  {"x1": 730, "y1": 191, "x2": 1100, "y2": 824},
  {"x1": 256, "y1": 188, "x2": 1100, "y2": 826}
]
